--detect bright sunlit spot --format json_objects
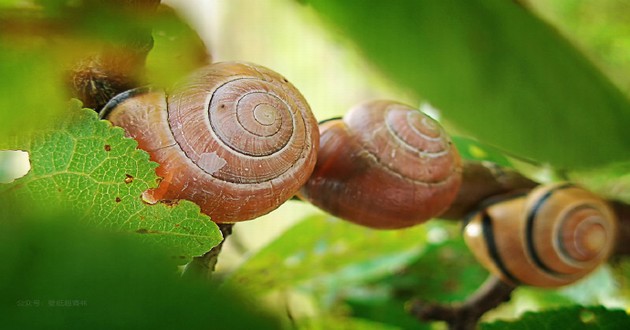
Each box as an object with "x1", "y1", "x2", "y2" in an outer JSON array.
[
  {"x1": 0, "y1": 150, "x2": 30, "y2": 183},
  {"x1": 464, "y1": 222, "x2": 481, "y2": 238}
]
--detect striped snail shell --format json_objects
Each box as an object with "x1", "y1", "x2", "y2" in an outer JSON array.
[
  {"x1": 101, "y1": 62, "x2": 319, "y2": 223},
  {"x1": 298, "y1": 100, "x2": 462, "y2": 229},
  {"x1": 463, "y1": 183, "x2": 618, "y2": 287}
]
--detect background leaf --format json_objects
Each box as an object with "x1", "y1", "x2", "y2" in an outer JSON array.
[
  {"x1": 481, "y1": 306, "x2": 630, "y2": 329},
  {"x1": 307, "y1": 0, "x2": 630, "y2": 168},
  {"x1": 0, "y1": 46, "x2": 66, "y2": 141},
  {"x1": 336, "y1": 236, "x2": 488, "y2": 329},
  {"x1": 0, "y1": 105, "x2": 222, "y2": 261},
  {"x1": 227, "y1": 215, "x2": 428, "y2": 295},
  {"x1": 145, "y1": 4, "x2": 210, "y2": 88},
  {"x1": 0, "y1": 213, "x2": 281, "y2": 330},
  {"x1": 451, "y1": 136, "x2": 512, "y2": 167}
]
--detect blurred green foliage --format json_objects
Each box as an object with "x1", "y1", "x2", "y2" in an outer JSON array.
[
  {"x1": 481, "y1": 306, "x2": 630, "y2": 329},
  {"x1": 2, "y1": 0, "x2": 630, "y2": 329},
  {"x1": 227, "y1": 215, "x2": 427, "y2": 295},
  {"x1": 0, "y1": 46, "x2": 66, "y2": 140},
  {"x1": 0, "y1": 212, "x2": 281, "y2": 330},
  {"x1": 146, "y1": 4, "x2": 210, "y2": 88},
  {"x1": 307, "y1": 0, "x2": 630, "y2": 169},
  {"x1": 528, "y1": 0, "x2": 630, "y2": 95}
]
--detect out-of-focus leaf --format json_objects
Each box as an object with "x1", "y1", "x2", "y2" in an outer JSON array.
[
  {"x1": 0, "y1": 0, "x2": 26, "y2": 7},
  {"x1": 528, "y1": 0, "x2": 630, "y2": 96},
  {"x1": 611, "y1": 259, "x2": 630, "y2": 304},
  {"x1": 451, "y1": 136, "x2": 512, "y2": 167},
  {"x1": 489, "y1": 266, "x2": 624, "y2": 325},
  {"x1": 336, "y1": 237, "x2": 486, "y2": 329},
  {"x1": 378, "y1": 238, "x2": 487, "y2": 303},
  {"x1": 307, "y1": 0, "x2": 630, "y2": 168},
  {"x1": 481, "y1": 306, "x2": 630, "y2": 330},
  {"x1": 298, "y1": 316, "x2": 404, "y2": 330},
  {"x1": 569, "y1": 161, "x2": 630, "y2": 203},
  {"x1": 0, "y1": 214, "x2": 281, "y2": 330},
  {"x1": 0, "y1": 47, "x2": 66, "y2": 141},
  {"x1": 343, "y1": 296, "x2": 425, "y2": 330},
  {"x1": 0, "y1": 104, "x2": 221, "y2": 261},
  {"x1": 146, "y1": 5, "x2": 210, "y2": 88},
  {"x1": 226, "y1": 215, "x2": 427, "y2": 295}
]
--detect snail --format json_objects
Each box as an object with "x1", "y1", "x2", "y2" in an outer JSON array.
[
  {"x1": 298, "y1": 100, "x2": 462, "y2": 229},
  {"x1": 463, "y1": 183, "x2": 618, "y2": 287},
  {"x1": 100, "y1": 61, "x2": 319, "y2": 223}
]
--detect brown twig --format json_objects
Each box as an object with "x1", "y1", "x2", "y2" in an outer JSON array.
[
  {"x1": 440, "y1": 161, "x2": 538, "y2": 220},
  {"x1": 181, "y1": 223, "x2": 234, "y2": 280},
  {"x1": 612, "y1": 201, "x2": 630, "y2": 255},
  {"x1": 409, "y1": 276, "x2": 516, "y2": 330}
]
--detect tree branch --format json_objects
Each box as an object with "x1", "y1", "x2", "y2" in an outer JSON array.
[
  {"x1": 440, "y1": 161, "x2": 538, "y2": 220},
  {"x1": 409, "y1": 276, "x2": 516, "y2": 330}
]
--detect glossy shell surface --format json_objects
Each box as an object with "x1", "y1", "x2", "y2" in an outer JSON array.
[
  {"x1": 299, "y1": 100, "x2": 462, "y2": 229},
  {"x1": 102, "y1": 62, "x2": 319, "y2": 223},
  {"x1": 463, "y1": 183, "x2": 617, "y2": 287}
]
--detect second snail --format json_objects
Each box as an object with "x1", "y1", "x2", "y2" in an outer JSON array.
[{"x1": 299, "y1": 100, "x2": 463, "y2": 229}]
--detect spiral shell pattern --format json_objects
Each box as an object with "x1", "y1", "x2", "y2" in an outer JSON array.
[
  {"x1": 102, "y1": 62, "x2": 319, "y2": 223},
  {"x1": 299, "y1": 100, "x2": 462, "y2": 229},
  {"x1": 463, "y1": 183, "x2": 617, "y2": 287}
]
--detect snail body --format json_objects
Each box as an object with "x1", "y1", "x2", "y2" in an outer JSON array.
[
  {"x1": 299, "y1": 100, "x2": 462, "y2": 229},
  {"x1": 463, "y1": 183, "x2": 617, "y2": 287},
  {"x1": 101, "y1": 62, "x2": 319, "y2": 223}
]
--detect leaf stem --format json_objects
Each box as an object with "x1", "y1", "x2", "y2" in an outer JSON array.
[{"x1": 182, "y1": 223, "x2": 234, "y2": 280}]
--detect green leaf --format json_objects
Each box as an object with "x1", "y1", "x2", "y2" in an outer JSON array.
[
  {"x1": 569, "y1": 161, "x2": 630, "y2": 203},
  {"x1": 298, "y1": 316, "x2": 404, "y2": 330},
  {"x1": 226, "y1": 215, "x2": 427, "y2": 295},
  {"x1": 337, "y1": 236, "x2": 487, "y2": 329},
  {"x1": 0, "y1": 214, "x2": 281, "y2": 330},
  {"x1": 527, "y1": 0, "x2": 630, "y2": 97},
  {"x1": 146, "y1": 4, "x2": 210, "y2": 88},
  {"x1": 378, "y1": 237, "x2": 488, "y2": 303},
  {"x1": 451, "y1": 136, "x2": 512, "y2": 167},
  {"x1": 342, "y1": 297, "x2": 424, "y2": 330},
  {"x1": 307, "y1": 0, "x2": 630, "y2": 168},
  {"x1": 0, "y1": 46, "x2": 66, "y2": 141},
  {"x1": 481, "y1": 306, "x2": 630, "y2": 330},
  {"x1": 0, "y1": 105, "x2": 222, "y2": 261}
]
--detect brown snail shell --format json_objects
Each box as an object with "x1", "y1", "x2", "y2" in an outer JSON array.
[
  {"x1": 101, "y1": 62, "x2": 319, "y2": 223},
  {"x1": 463, "y1": 183, "x2": 618, "y2": 287},
  {"x1": 298, "y1": 100, "x2": 462, "y2": 229}
]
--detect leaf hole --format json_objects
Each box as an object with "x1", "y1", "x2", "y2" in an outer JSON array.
[
  {"x1": 124, "y1": 174, "x2": 134, "y2": 184},
  {"x1": 0, "y1": 150, "x2": 30, "y2": 183}
]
